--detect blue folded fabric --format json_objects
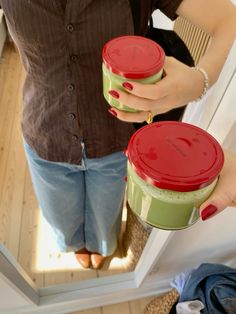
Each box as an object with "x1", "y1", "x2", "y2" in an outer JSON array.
[{"x1": 179, "y1": 263, "x2": 236, "y2": 314}]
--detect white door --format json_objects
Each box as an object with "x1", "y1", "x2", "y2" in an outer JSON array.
[{"x1": 1, "y1": 41, "x2": 236, "y2": 314}]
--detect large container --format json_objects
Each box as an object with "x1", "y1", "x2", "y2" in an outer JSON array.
[
  {"x1": 126, "y1": 121, "x2": 224, "y2": 230},
  {"x1": 102, "y1": 35, "x2": 165, "y2": 112}
]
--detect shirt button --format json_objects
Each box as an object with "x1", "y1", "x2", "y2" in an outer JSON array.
[
  {"x1": 67, "y1": 84, "x2": 75, "y2": 92},
  {"x1": 68, "y1": 113, "x2": 76, "y2": 120},
  {"x1": 66, "y1": 23, "x2": 74, "y2": 32},
  {"x1": 72, "y1": 135, "x2": 78, "y2": 142},
  {"x1": 70, "y1": 55, "x2": 78, "y2": 63}
]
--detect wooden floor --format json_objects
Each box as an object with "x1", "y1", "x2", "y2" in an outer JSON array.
[{"x1": 0, "y1": 43, "x2": 153, "y2": 313}]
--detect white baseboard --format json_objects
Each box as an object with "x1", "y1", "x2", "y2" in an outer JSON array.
[{"x1": 0, "y1": 9, "x2": 7, "y2": 57}]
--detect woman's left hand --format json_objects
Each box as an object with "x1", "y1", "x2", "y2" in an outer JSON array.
[
  {"x1": 199, "y1": 150, "x2": 236, "y2": 221},
  {"x1": 108, "y1": 56, "x2": 205, "y2": 123}
]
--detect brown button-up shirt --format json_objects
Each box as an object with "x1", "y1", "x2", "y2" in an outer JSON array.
[{"x1": 0, "y1": 0, "x2": 183, "y2": 164}]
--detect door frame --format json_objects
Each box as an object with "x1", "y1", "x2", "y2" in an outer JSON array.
[{"x1": 0, "y1": 244, "x2": 39, "y2": 310}]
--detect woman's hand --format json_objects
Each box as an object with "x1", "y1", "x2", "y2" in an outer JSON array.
[
  {"x1": 108, "y1": 57, "x2": 205, "y2": 123},
  {"x1": 199, "y1": 150, "x2": 236, "y2": 221}
]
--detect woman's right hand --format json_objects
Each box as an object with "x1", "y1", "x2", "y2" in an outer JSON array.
[{"x1": 199, "y1": 150, "x2": 236, "y2": 221}]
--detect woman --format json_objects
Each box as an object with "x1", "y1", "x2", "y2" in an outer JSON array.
[{"x1": 0, "y1": 0, "x2": 235, "y2": 269}]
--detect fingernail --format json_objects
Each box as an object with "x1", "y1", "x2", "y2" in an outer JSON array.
[
  {"x1": 109, "y1": 90, "x2": 120, "y2": 99},
  {"x1": 124, "y1": 176, "x2": 127, "y2": 182},
  {"x1": 122, "y1": 82, "x2": 133, "y2": 91},
  {"x1": 201, "y1": 204, "x2": 218, "y2": 221},
  {"x1": 123, "y1": 149, "x2": 128, "y2": 156},
  {"x1": 108, "y1": 108, "x2": 117, "y2": 117}
]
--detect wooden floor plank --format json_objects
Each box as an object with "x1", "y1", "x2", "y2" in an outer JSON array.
[
  {"x1": 0, "y1": 44, "x2": 22, "y2": 189},
  {"x1": 69, "y1": 297, "x2": 154, "y2": 314},
  {"x1": 0, "y1": 43, "x2": 26, "y2": 258},
  {"x1": 129, "y1": 297, "x2": 153, "y2": 314},
  {"x1": 71, "y1": 308, "x2": 102, "y2": 314},
  {"x1": 18, "y1": 169, "x2": 45, "y2": 288},
  {"x1": 102, "y1": 301, "x2": 131, "y2": 314}
]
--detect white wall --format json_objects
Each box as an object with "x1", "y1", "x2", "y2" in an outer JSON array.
[
  {"x1": 152, "y1": 10, "x2": 174, "y2": 30},
  {"x1": 152, "y1": 0, "x2": 236, "y2": 29},
  {"x1": 154, "y1": 207, "x2": 236, "y2": 278}
]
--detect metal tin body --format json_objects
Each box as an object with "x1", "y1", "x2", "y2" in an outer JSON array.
[
  {"x1": 102, "y1": 35, "x2": 165, "y2": 112},
  {"x1": 127, "y1": 162, "x2": 218, "y2": 229},
  {"x1": 126, "y1": 122, "x2": 224, "y2": 229}
]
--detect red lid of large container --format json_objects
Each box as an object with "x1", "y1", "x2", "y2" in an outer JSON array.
[
  {"x1": 127, "y1": 121, "x2": 224, "y2": 192},
  {"x1": 102, "y1": 35, "x2": 165, "y2": 79}
]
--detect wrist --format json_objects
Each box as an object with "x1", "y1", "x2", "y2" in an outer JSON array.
[{"x1": 191, "y1": 66, "x2": 209, "y2": 101}]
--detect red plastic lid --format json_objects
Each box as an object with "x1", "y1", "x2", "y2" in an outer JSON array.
[
  {"x1": 127, "y1": 121, "x2": 224, "y2": 192},
  {"x1": 102, "y1": 35, "x2": 165, "y2": 79}
]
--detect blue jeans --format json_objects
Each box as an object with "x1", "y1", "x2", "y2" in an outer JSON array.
[
  {"x1": 179, "y1": 263, "x2": 236, "y2": 313},
  {"x1": 23, "y1": 140, "x2": 127, "y2": 256}
]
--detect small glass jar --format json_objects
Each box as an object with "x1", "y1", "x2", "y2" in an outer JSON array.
[
  {"x1": 102, "y1": 35, "x2": 165, "y2": 112},
  {"x1": 126, "y1": 121, "x2": 224, "y2": 230}
]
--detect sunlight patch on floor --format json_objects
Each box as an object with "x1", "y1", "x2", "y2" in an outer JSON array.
[
  {"x1": 34, "y1": 211, "x2": 127, "y2": 272},
  {"x1": 34, "y1": 211, "x2": 79, "y2": 271}
]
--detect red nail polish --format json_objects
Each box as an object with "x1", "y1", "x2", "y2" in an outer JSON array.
[
  {"x1": 201, "y1": 204, "x2": 218, "y2": 221},
  {"x1": 124, "y1": 176, "x2": 127, "y2": 182},
  {"x1": 108, "y1": 108, "x2": 117, "y2": 117},
  {"x1": 122, "y1": 82, "x2": 133, "y2": 91},
  {"x1": 123, "y1": 149, "x2": 128, "y2": 156},
  {"x1": 109, "y1": 90, "x2": 120, "y2": 99}
]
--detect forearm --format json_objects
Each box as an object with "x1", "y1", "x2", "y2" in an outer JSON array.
[
  {"x1": 177, "y1": 0, "x2": 236, "y2": 86},
  {"x1": 197, "y1": 19, "x2": 236, "y2": 86},
  {"x1": 106, "y1": 0, "x2": 236, "y2": 122}
]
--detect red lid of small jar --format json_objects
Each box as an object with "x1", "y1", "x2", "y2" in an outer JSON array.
[
  {"x1": 127, "y1": 121, "x2": 224, "y2": 192},
  {"x1": 102, "y1": 35, "x2": 165, "y2": 79}
]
